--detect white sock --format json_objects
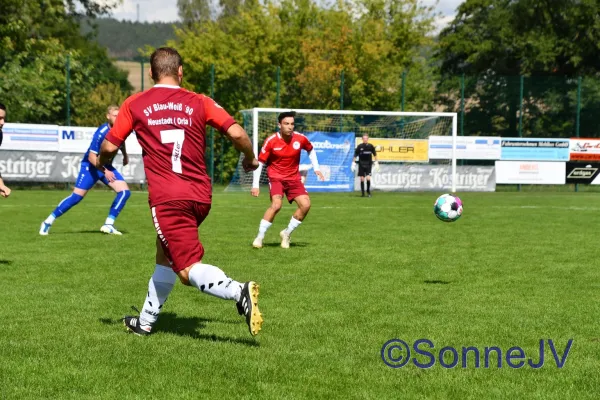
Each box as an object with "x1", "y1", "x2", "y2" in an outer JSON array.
[
  {"x1": 44, "y1": 214, "x2": 56, "y2": 225},
  {"x1": 257, "y1": 219, "x2": 272, "y2": 239},
  {"x1": 104, "y1": 217, "x2": 115, "y2": 226},
  {"x1": 139, "y1": 264, "x2": 177, "y2": 330},
  {"x1": 188, "y1": 263, "x2": 242, "y2": 301},
  {"x1": 285, "y1": 217, "x2": 302, "y2": 235}
]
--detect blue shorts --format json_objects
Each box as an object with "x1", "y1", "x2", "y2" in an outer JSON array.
[{"x1": 75, "y1": 162, "x2": 124, "y2": 190}]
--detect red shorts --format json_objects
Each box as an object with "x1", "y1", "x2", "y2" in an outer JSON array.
[
  {"x1": 269, "y1": 178, "x2": 308, "y2": 203},
  {"x1": 151, "y1": 200, "x2": 211, "y2": 273}
]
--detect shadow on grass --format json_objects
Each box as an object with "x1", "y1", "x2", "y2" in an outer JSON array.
[
  {"x1": 100, "y1": 312, "x2": 258, "y2": 346},
  {"x1": 0, "y1": 260, "x2": 12, "y2": 265},
  {"x1": 53, "y1": 230, "x2": 131, "y2": 235},
  {"x1": 424, "y1": 280, "x2": 451, "y2": 285},
  {"x1": 260, "y1": 242, "x2": 308, "y2": 248},
  {"x1": 54, "y1": 230, "x2": 106, "y2": 235}
]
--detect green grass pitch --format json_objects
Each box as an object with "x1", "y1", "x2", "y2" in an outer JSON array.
[{"x1": 0, "y1": 189, "x2": 598, "y2": 399}]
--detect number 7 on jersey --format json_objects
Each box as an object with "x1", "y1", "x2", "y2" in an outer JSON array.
[{"x1": 160, "y1": 129, "x2": 185, "y2": 173}]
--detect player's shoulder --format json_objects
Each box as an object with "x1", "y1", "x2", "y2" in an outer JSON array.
[
  {"x1": 125, "y1": 90, "x2": 146, "y2": 104},
  {"x1": 118, "y1": 91, "x2": 147, "y2": 111},
  {"x1": 131, "y1": 87, "x2": 199, "y2": 104},
  {"x1": 294, "y1": 132, "x2": 309, "y2": 141},
  {"x1": 193, "y1": 92, "x2": 220, "y2": 105},
  {"x1": 263, "y1": 133, "x2": 278, "y2": 146},
  {"x1": 96, "y1": 123, "x2": 110, "y2": 134}
]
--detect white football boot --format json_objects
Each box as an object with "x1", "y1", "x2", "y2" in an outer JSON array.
[
  {"x1": 280, "y1": 230, "x2": 291, "y2": 249},
  {"x1": 100, "y1": 224, "x2": 123, "y2": 235},
  {"x1": 39, "y1": 222, "x2": 52, "y2": 236}
]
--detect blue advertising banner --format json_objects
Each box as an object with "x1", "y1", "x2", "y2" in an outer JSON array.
[
  {"x1": 300, "y1": 131, "x2": 355, "y2": 192},
  {"x1": 500, "y1": 138, "x2": 570, "y2": 161}
]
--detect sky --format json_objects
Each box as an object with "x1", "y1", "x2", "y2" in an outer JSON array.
[{"x1": 105, "y1": 0, "x2": 464, "y2": 29}]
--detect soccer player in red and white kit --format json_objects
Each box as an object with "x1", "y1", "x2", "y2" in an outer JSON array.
[
  {"x1": 97, "y1": 47, "x2": 263, "y2": 337},
  {"x1": 251, "y1": 111, "x2": 324, "y2": 249}
]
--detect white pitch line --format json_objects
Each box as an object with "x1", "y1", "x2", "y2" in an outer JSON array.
[{"x1": 491, "y1": 205, "x2": 600, "y2": 211}]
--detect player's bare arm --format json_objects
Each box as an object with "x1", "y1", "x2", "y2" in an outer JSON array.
[
  {"x1": 0, "y1": 176, "x2": 11, "y2": 198},
  {"x1": 87, "y1": 152, "x2": 103, "y2": 170},
  {"x1": 224, "y1": 123, "x2": 258, "y2": 172},
  {"x1": 88, "y1": 152, "x2": 107, "y2": 174},
  {"x1": 88, "y1": 151, "x2": 117, "y2": 183},
  {"x1": 98, "y1": 140, "x2": 120, "y2": 167},
  {"x1": 120, "y1": 142, "x2": 129, "y2": 166}
]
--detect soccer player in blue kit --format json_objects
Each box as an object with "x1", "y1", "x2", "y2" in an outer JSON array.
[{"x1": 39, "y1": 105, "x2": 131, "y2": 235}]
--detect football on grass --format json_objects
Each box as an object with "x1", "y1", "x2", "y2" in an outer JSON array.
[{"x1": 434, "y1": 194, "x2": 463, "y2": 222}]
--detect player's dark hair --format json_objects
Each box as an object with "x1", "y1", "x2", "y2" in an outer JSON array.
[
  {"x1": 278, "y1": 111, "x2": 296, "y2": 123},
  {"x1": 150, "y1": 47, "x2": 183, "y2": 82},
  {"x1": 0, "y1": 103, "x2": 5, "y2": 112}
]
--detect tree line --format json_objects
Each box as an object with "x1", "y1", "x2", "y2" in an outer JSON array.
[
  {"x1": 0, "y1": 0, "x2": 132, "y2": 127},
  {"x1": 80, "y1": 18, "x2": 181, "y2": 61}
]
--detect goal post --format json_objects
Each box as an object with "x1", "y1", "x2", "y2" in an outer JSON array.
[{"x1": 227, "y1": 108, "x2": 458, "y2": 193}]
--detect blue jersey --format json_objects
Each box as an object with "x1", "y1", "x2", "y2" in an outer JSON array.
[
  {"x1": 83, "y1": 123, "x2": 111, "y2": 164},
  {"x1": 74, "y1": 122, "x2": 124, "y2": 190}
]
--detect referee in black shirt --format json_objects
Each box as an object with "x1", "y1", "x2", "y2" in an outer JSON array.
[{"x1": 351, "y1": 134, "x2": 379, "y2": 197}]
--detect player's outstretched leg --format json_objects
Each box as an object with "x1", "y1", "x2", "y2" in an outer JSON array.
[
  {"x1": 185, "y1": 263, "x2": 263, "y2": 336},
  {"x1": 39, "y1": 192, "x2": 84, "y2": 235},
  {"x1": 101, "y1": 189, "x2": 130, "y2": 235},
  {"x1": 123, "y1": 264, "x2": 176, "y2": 336}
]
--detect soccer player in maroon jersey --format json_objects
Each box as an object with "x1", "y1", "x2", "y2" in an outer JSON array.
[
  {"x1": 97, "y1": 47, "x2": 263, "y2": 337},
  {"x1": 250, "y1": 111, "x2": 324, "y2": 249}
]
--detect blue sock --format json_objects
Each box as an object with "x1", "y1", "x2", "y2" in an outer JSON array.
[
  {"x1": 105, "y1": 190, "x2": 130, "y2": 225},
  {"x1": 47, "y1": 193, "x2": 84, "y2": 222}
]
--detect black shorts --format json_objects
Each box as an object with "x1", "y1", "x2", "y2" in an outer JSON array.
[{"x1": 358, "y1": 164, "x2": 372, "y2": 177}]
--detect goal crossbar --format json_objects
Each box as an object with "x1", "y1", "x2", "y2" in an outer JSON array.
[{"x1": 240, "y1": 108, "x2": 459, "y2": 193}]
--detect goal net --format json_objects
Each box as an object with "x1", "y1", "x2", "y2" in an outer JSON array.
[{"x1": 226, "y1": 108, "x2": 458, "y2": 192}]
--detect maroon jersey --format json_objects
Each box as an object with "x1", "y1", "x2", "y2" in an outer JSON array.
[
  {"x1": 105, "y1": 85, "x2": 235, "y2": 206},
  {"x1": 258, "y1": 132, "x2": 313, "y2": 180}
]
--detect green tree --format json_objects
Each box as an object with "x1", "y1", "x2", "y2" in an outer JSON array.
[
  {"x1": 178, "y1": 0, "x2": 213, "y2": 26},
  {"x1": 81, "y1": 18, "x2": 181, "y2": 60},
  {"x1": 0, "y1": 0, "x2": 131, "y2": 124},
  {"x1": 174, "y1": 0, "x2": 282, "y2": 112},
  {"x1": 436, "y1": 0, "x2": 600, "y2": 137},
  {"x1": 172, "y1": 0, "x2": 438, "y2": 180},
  {"x1": 72, "y1": 83, "x2": 130, "y2": 126}
]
